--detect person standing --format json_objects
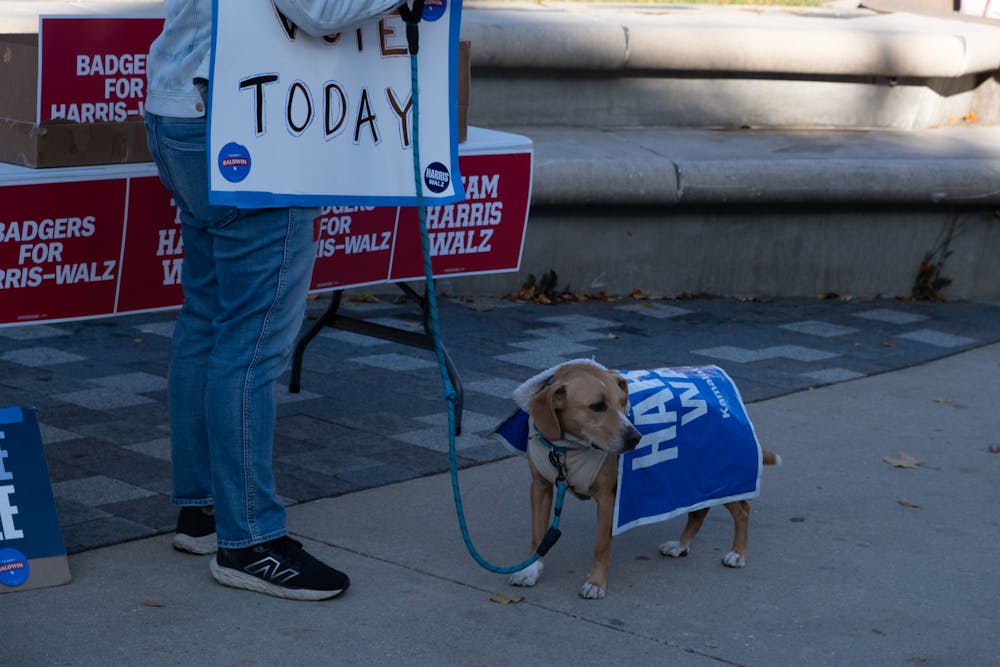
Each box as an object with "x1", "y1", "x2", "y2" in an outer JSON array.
[{"x1": 144, "y1": 0, "x2": 403, "y2": 600}]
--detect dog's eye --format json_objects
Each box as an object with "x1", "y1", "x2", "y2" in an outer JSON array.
[{"x1": 590, "y1": 401, "x2": 607, "y2": 413}]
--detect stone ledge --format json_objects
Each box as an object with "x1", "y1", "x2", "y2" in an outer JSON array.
[
  {"x1": 520, "y1": 125, "x2": 1000, "y2": 206},
  {"x1": 461, "y1": 3, "x2": 1000, "y2": 78}
]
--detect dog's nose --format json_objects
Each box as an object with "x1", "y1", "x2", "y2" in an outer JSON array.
[{"x1": 625, "y1": 426, "x2": 642, "y2": 451}]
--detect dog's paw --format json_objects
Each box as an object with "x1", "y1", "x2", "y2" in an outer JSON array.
[
  {"x1": 658, "y1": 541, "x2": 689, "y2": 558},
  {"x1": 579, "y1": 581, "x2": 606, "y2": 600},
  {"x1": 509, "y1": 560, "x2": 543, "y2": 587},
  {"x1": 722, "y1": 551, "x2": 746, "y2": 568}
]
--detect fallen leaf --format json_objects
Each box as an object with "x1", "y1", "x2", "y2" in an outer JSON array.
[
  {"x1": 347, "y1": 293, "x2": 381, "y2": 303},
  {"x1": 489, "y1": 594, "x2": 524, "y2": 604},
  {"x1": 882, "y1": 451, "x2": 923, "y2": 468},
  {"x1": 898, "y1": 498, "x2": 922, "y2": 509},
  {"x1": 142, "y1": 599, "x2": 164, "y2": 608}
]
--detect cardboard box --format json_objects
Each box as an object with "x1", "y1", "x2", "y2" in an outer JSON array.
[
  {"x1": 0, "y1": 18, "x2": 159, "y2": 168},
  {"x1": 1, "y1": 30, "x2": 151, "y2": 169},
  {"x1": 0, "y1": 115, "x2": 152, "y2": 169},
  {"x1": 459, "y1": 40, "x2": 470, "y2": 143},
  {"x1": 0, "y1": 4, "x2": 165, "y2": 168}
]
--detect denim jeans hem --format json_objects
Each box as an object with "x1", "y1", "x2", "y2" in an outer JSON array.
[
  {"x1": 172, "y1": 497, "x2": 214, "y2": 507},
  {"x1": 217, "y1": 529, "x2": 286, "y2": 550}
]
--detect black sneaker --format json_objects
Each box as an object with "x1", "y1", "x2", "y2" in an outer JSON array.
[
  {"x1": 173, "y1": 506, "x2": 217, "y2": 555},
  {"x1": 209, "y1": 536, "x2": 350, "y2": 601}
]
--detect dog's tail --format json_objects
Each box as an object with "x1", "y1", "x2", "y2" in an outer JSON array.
[{"x1": 762, "y1": 447, "x2": 782, "y2": 466}]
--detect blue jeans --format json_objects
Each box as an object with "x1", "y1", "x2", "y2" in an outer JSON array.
[{"x1": 144, "y1": 113, "x2": 318, "y2": 548}]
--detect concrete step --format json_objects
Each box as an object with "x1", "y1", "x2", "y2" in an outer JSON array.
[
  {"x1": 445, "y1": 3, "x2": 1000, "y2": 300},
  {"x1": 461, "y1": 2, "x2": 1000, "y2": 130},
  {"x1": 439, "y1": 124, "x2": 1000, "y2": 300},
  {"x1": 521, "y1": 124, "x2": 1000, "y2": 206}
]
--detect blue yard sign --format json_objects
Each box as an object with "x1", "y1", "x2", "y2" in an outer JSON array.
[
  {"x1": 0, "y1": 406, "x2": 71, "y2": 593},
  {"x1": 613, "y1": 366, "x2": 761, "y2": 535}
]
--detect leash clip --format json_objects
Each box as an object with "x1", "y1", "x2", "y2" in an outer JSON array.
[
  {"x1": 399, "y1": 0, "x2": 425, "y2": 55},
  {"x1": 548, "y1": 450, "x2": 567, "y2": 484}
]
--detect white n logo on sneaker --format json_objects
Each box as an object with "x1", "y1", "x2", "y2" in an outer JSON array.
[{"x1": 244, "y1": 556, "x2": 299, "y2": 583}]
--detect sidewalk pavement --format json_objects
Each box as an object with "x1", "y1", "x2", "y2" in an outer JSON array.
[
  {"x1": 3, "y1": 294, "x2": 1000, "y2": 554},
  {"x1": 3, "y1": 295, "x2": 1000, "y2": 665}
]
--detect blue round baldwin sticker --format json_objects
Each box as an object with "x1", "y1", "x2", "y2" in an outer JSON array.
[
  {"x1": 424, "y1": 161, "x2": 450, "y2": 193},
  {"x1": 0, "y1": 548, "x2": 30, "y2": 587},
  {"x1": 422, "y1": 0, "x2": 447, "y2": 21},
  {"x1": 218, "y1": 142, "x2": 252, "y2": 183}
]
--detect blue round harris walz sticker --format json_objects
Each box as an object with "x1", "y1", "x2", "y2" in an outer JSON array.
[
  {"x1": 422, "y1": 0, "x2": 447, "y2": 21},
  {"x1": 218, "y1": 142, "x2": 252, "y2": 183},
  {"x1": 424, "y1": 161, "x2": 451, "y2": 194},
  {"x1": 0, "y1": 548, "x2": 30, "y2": 587}
]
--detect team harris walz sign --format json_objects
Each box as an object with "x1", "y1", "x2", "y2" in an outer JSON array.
[{"x1": 209, "y1": 0, "x2": 464, "y2": 208}]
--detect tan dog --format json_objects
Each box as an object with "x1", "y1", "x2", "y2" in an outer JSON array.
[
  {"x1": 509, "y1": 360, "x2": 779, "y2": 599},
  {"x1": 508, "y1": 362, "x2": 641, "y2": 599}
]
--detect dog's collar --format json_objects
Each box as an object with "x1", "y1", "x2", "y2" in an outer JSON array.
[
  {"x1": 533, "y1": 431, "x2": 568, "y2": 454},
  {"x1": 531, "y1": 428, "x2": 595, "y2": 453},
  {"x1": 528, "y1": 420, "x2": 608, "y2": 497}
]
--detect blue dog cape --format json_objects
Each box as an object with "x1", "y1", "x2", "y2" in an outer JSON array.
[{"x1": 492, "y1": 362, "x2": 763, "y2": 536}]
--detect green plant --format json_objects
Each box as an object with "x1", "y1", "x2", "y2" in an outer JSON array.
[
  {"x1": 910, "y1": 213, "x2": 1000, "y2": 301},
  {"x1": 912, "y1": 250, "x2": 953, "y2": 301}
]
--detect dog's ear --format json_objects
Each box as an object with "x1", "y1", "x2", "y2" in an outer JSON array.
[
  {"x1": 530, "y1": 382, "x2": 566, "y2": 442},
  {"x1": 613, "y1": 372, "x2": 629, "y2": 399}
]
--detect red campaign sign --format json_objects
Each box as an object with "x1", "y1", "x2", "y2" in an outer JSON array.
[
  {"x1": 310, "y1": 206, "x2": 399, "y2": 291},
  {"x1": 389, "y1": 151, "x2": 532, "y2": 281},
  {"x1": 0, "y1": 179, "x2": 127, "y2": 324},
  {"x1": 38, "y1": 17, "x2": 165, "y2": 123},
  {"x1": 117, "y1": 176, "x2": 185, "y2": 313},
  {"x1": 0, "y1": 148, "x2": 531, "y2": 326}
]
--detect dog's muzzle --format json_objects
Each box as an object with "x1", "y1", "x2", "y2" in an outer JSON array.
[
  {"x1": 607, "y1": 419, "x2": 641, "y2": 454},
  {"x1": 623, "y1": 423, "x2": 642, "y2": 452}
]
